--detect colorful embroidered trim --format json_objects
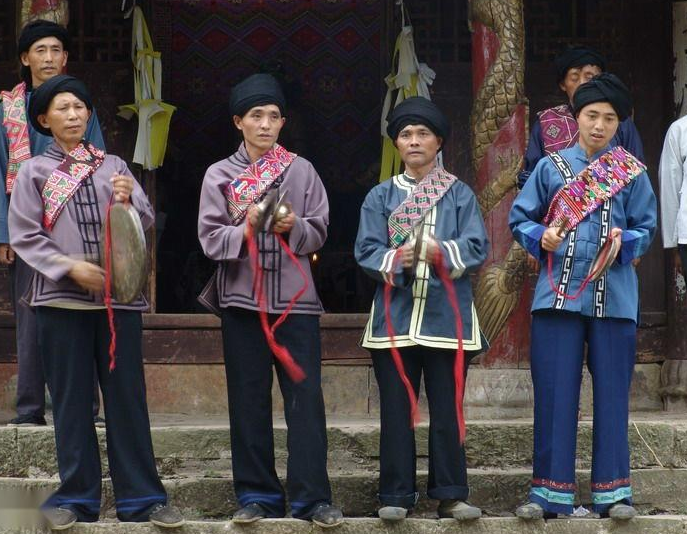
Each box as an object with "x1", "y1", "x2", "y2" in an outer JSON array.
[
  {"x1": 532, "y1": 478, "x2": 577, "y2": 491},
  {"x1": 543, "y1": 146, "x2": 646, "y2": 234},
  {"x1": 591, "y1": 478, "x2": 631, "y2": 491},
  {"x1": 387, "y1": 168, "x2": 457, "y2": 248},
  {"x1": 41, "y1": 142, "x2": 106, "y2": 230},
  {"x1": 223, "y1": 143, "x2": 296, "y2": 225},
  {"x1": 530, "y1": 487, "x2": 575, "y2": 505},
  {"x1": 538, "y1": 104, "x2": 579, "y2": 155},
  {"x1": 591, "y1": 486, "x2": 632, "y2": 504},
  {"x1": 1, "y1": 82, "x2": 31, "y2": 194}
]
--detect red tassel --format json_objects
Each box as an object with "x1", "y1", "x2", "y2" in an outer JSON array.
[
  {"x1": 272, "y1": 233, "x2": 308, "y2": 334},
  {"x1": 245, "y1": 224, "x2": 306, "y2": 382},
  {"x1": 103, "y1": 198, "x2": 117, "y2": 372},
  {"x1": 432, "y1": 248, "x2": 466, "y2": 444},
  {"x1": 383, "y1": 249, "x2": 420, "y2": 428},
  {"x1": 546, "y1": 248, "x2": 605, "y2": 301}
]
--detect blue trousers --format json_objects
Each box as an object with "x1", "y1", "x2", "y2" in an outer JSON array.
[
  {"x1": 36, "y1": 307, "x2": 166, "y2": 522},
  {"x1": 529, "y1": 310, "x2": 636, "y2": 514},
  {"x1": 221, "y1": 307, "x2": 332, "y2": 519}
]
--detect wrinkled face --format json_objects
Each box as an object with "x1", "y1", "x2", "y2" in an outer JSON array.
[
  {"x1": 576, "y1": 101, "x2": 619, "y2": 155},
  {"x1": 233, "y1": 104, "x2": 285, "y2": 153},
  {"x1": 20, "y1": 36, "x2": 68, "y2": 87},
  {"x1": 37, "y1": 92, "x2": 90, "y2": 145},
  {"x1": 394, "y1": 124, "x2": 442, "y2": 170},
  {"x1": 560, "y1": 64, "x2": 602, "y2": 102}
]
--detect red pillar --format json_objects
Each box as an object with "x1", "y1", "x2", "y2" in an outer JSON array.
[{"x1": 469, "y1": 0, "x2": 530, "y2": 367}]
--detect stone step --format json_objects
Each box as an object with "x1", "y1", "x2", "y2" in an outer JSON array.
[
  {"x1": 2, "y1": 468, "x2": 687, "y2": 518},
  {"x1": 1, "y1": 517, "x2": 687, "y2": 534},
  {"x1": 0, "y1": 362, "x2": 665, "y2": 419},
  {"x1": 1, "y1": 418, "x2": 685, "y2": 477}
]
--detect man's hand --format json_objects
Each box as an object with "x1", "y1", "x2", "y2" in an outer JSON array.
[
  {"x1": 541, "y1": 227, "x2": 565, "y2": 252},
  {"x1": 272, "y1": 211, "x2": 295, "y2": 234},
  {"x1": 110, "y1": 174, "x2": 134, "y2": 204},
  {"x1": 68, "y1": 261, "x2": 105, "y2": 292},
  {"x1": 243, "y1": 205, "x2": 260, "y2": 240},
  {"x1": 399, "y1": 242, "x2": 415, "y2": 269},
  {"x1": 424, "y1": 237, "x2": 440, "y2": 263},
  {"x1": 0, "y1": 244, "x2": 15, "y2": 266}
]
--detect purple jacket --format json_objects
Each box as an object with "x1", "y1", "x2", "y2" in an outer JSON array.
[
  {"x1": 198, "y1": 143, "x2": 328, "y2": 315},
  {"x1": 8, "y1": 142, "x2": 154, "y2": 310}
]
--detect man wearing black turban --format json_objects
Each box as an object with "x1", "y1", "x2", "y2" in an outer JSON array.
[
  {"x1": 10, "y1": 74, "x2": 185, "y2": 530},
  {"x1": 355, "y1": 96, "x2": 488, "y2": 522},
  {"x1": 510, "y1": 72, "x2": 656, "y2": 521},
  {"x1": 198, "y1": 73, "x2": 344, "y2": 527},
  {"x1": 517, "y1": 46, "x2": 643, "y2": 190},
  {"x1": 0, "y1": 20, "x2": 106, "y2": 429},
  {"x1": 572, "y1": 73, "x2": 633, "y2": 122}
]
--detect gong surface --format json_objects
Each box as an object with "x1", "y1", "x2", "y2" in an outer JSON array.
[
  {"x1": 588, "y1": 236, "x2": 620, "y2": 282},
  {"x1": 101, "y1": 203, "x2": 148, "y2": 303}
]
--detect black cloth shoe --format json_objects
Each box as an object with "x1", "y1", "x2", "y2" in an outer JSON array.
[
  {"x1": 148, "y1": 504, "x2": 185, "y2": 528},
  {"x1": 378, "y1": 506, "x2": 408, "y2": 521},
  {"x1": 310, "y1": 503, "x2": 344, "y2": 528},
  {"x1": 8, "y1": 414, "x2": 47, "y2": 427},
  {"x1": 42, "y1": 507, "x2": 77, "y2": 530},
  {"x1": 233, "y1": 502, "x2": 267, "y2": 523}
]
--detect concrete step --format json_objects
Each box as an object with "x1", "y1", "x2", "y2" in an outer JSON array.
[
  {"x1": 1, "y1": 418, "x2": 685, "y2": 477},
  {"x1": 2, "y1": 517, "x2": 687, "y2": 534},
  {"x1": 2, "y1": 467, "x2": 687, "y2": 518},
  {"x1": 0, "y1": 362, "x2": 665, "y2": 419}
]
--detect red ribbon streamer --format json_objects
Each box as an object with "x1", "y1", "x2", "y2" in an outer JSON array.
[
  {"x1": 382, "y1": 246, "x2": 467, "y2": 444},
  {"x1": 383, "y1": 250, "x2": 420, "y2": 428},
  {"x1": 245, "y1": 223, "x2": 306, "y2": 382},
  {"x1": 103, "y1": 196, "x2": 117, "y2": 372},
  {"x1": 546, "y1": 238, "x2": 615, "y2": 301},
  {"x1": 432, "y1": 248, "x2": 466, "y2": 444}
]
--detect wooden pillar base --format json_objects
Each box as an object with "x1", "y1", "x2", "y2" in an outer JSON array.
[{"x1": 660, "y1": 359, "x2": 687, "y2": 411}]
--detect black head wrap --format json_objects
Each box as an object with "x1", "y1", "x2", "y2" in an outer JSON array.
[
  {"x1": 28, "y1": 75, "x2": 93, "y2": 137},
  {"x1": 386, "y1": 96, "x2": 450, "y2": 141},
  {"x1": 554, "y1": 46, "x2": 606, "y2": 82},
  {"x1": 229, "y1": 73, "x2": 286, "y2": 118},
  {"x1": 572, "y1": 73, "x2": 632, "y2": 122},
  {"x1": 17, "y1": 20, "x2": 71, "y2": 85}
]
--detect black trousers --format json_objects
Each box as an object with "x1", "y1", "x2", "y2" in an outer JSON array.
[
  {"x1": 221, "y1": 307, "x2": 332, "y2": 518},
  {"x1": 371, "y1": 346, "x2": 473, "y2": 508},
  {"x1": 9, "y1": 255, "x2": 99, "y2": 418},
  {"x1": 36, "y1": 307, "x2": 165, "y2": 522}
]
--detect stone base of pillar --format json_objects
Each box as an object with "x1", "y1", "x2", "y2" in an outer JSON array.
[{"x1": 660, "y1": 359, "x2": 687, "y2": 411}]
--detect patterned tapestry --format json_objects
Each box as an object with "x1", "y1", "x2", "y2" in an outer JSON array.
[
  {"x1": 152, "y1": 0, "x2": 382, "y2": 192},
  {"x1": 151, "y1": 0, "x2": 384, "y2": 312}
]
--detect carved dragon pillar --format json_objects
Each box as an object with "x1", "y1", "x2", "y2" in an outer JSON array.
[
  {"x1": 469, "y1": 0, "x2": 530, "y2": 367},
  {"x1": 18, "y1": 0, "x2": 69, "y2": 31}
]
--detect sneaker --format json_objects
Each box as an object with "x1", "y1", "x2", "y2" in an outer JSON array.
[
  {"x1": 515, "y1": 502, "x2": 544, "y2": 520},
  {"x1": 8, "y1": 414, "x2": 47, "y2": 427},
  {"x1": 607, "y1": 503, "x2": 637, "y2": 520},
  {"x1": 311, "y1": 503, "x2": 344, "y2": 528},
  {"x1": 148, "y1": 504, "x2": 185, "y2": 528},
  {"x1": 94, "y1": 416, "x2": 106, "y2": 428},
  {"x1": 378, "y1": 506, "x2": 408, "y2": 521},
  {"x1": 233, "y1": 502, "x2": 267, "y2": 523},
  {"x1": 42, "y1": 507, "x2": 77, "y2": 530},
  {"x1": 437, "y1": 499, "x2": 481, "y2": 520}
]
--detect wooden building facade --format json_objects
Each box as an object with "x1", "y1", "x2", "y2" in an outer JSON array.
[{"x1": 0, "y1": 0, "x2": 681, "y2": 407}]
